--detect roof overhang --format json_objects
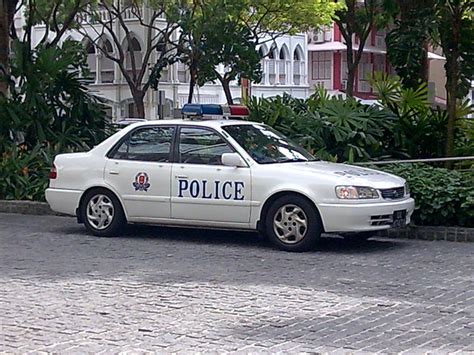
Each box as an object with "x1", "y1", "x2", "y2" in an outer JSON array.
[{"x1": 309, "y1": 41, "x2": 446, "y2": 60}]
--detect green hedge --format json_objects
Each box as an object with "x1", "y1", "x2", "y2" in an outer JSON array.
[{"x1": 378, "y1": 164, "x2": 473, "y2": 227}]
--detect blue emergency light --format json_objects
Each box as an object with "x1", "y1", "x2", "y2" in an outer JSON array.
[{"x1": 182, "y1": 104, "x2": 223, "y2": 117}]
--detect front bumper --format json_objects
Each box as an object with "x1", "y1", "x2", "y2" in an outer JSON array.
[
  {"x1": 45, "y1": 188, "x2": 82, "y2": 216},
  {"x1": 318, "y1": 198, "x2": 415, "y2": 233}
]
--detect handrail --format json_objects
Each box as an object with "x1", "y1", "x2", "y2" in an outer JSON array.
[{"x1": 354, "y1": 156, "x2": 474, "y2": 165}]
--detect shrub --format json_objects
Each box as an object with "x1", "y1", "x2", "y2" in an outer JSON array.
[
  {"x1": 378, "y1": 163, "x2": 473, "y2": 227},
  {"x1": 0, "y1": 40, "x2": 110, "y2": 152},
  {"x1": 370, "y1": 72, "x2": 473, "y2": 159},
  {"x1": 246, "y1": 90, "x2": 397, "y2": 162},
  {"x1": 0, "y1": 40, "x2": 111, "y2": 201},
  {"x1": 0, "y1": 145, "x2": 56, "y2": 201}
]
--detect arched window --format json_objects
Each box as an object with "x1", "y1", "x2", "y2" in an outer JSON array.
[
  {"x1": 293, "y1": 46, "x2": 304, "y2": 85},
  {"x1": 100, "y1": 38, "x2": 114, "y2": 83},
  {"x1": 125, "y1": 36, "x2": 143, "y2": 75},
  {"x1": 279, "y1": 45, "x2": 289, "y2": 84},
  {"x1": 256, "y1": 45, "x2": 268, "y2": 85},
  {"x1": 84, "y1": 39, "x2": 96, "y2": 82},
  {"x1": 268, "y1": 46, "x2": 277, "y2": 85}
]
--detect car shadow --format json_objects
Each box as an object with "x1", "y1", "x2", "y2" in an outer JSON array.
[{"x1": 102, "y1": 224, "x2": 406, "y2": 254}]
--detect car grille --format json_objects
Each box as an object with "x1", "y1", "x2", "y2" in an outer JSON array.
[
  {"x1": 371, "y1": 214, "x2": 392, "y2": 226},
  {"x1": 380, "y1": 187, "x2": 405, "y2": 200}
]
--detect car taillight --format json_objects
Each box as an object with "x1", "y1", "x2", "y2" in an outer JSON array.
[{"x1": 49, "y1": 164, "x2": 57, "y2": 179}]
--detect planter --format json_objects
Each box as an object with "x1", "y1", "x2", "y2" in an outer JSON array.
[
  {"x1": 377, "y1": 225, "x2": 474, "y2": 242},
  {"x1": 0, "y1": 200, "x2": 59, "y2": 216}
]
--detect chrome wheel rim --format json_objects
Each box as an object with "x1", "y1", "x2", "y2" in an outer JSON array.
[
  {"x1": 86, "y1": 194, "x2": 114, "y2": 230},
  {"x1": 273, "y1": 204, "x2": 308, "y2": 244}
]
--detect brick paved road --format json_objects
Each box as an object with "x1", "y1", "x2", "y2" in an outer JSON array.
[{"x1": 1, "y1": 212, "x2": 473, "y2": 353}]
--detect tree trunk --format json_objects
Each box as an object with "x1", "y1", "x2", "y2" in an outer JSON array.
[
  {"x1": 345, "y1": 48, "x2": 355, "y2": 97},
  {"x1": 0, "y1": 0, "x2": 17, "y2": 96},
  {"x1": 444, "y1": 56, "x2": 459, "y2": 161},
  {"x1": 420, "y1": 42, "x2": 429, "y2": 83},
  {"x1": 220, "y1": 78, "x2": 233, "y2": 105},
  {"x1": 442, "y1": 8, "x2": 461, "y2": 165},
  {"x1": 132, "y1": 91, "x2": 146, "y2": 118},
  {"x1": 187, "y1": 67, "x2": 196, "y2": 104}
]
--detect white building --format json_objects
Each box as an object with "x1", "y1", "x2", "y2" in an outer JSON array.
[{"x1": 16, "y1": 5, "x2": 309, "y2": 120}]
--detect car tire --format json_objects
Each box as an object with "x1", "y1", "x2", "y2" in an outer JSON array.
[
  {"x1": 81, "y1": 188, "x2": 126, "y2": 237},
  {"x1": 342, "y1": 232, "x2": 375, "y2": 242},
  {"x1": 264, "y1": 195, "x2": 322, "y2": 252}
]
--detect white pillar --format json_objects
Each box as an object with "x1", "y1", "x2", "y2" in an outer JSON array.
[{"x1": 95, "y1": 53, "x2": 100, "y2": 84}]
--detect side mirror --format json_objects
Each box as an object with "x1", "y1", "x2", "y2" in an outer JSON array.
[{"x1": 222, "y1": 153, "x2": 246, "y2": 167}]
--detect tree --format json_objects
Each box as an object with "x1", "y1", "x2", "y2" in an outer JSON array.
[
  {"x1": 384, "y1": 0, "x2": 437, "y2": 88},
  {"x1": 167, "y1": 0, "x2": 340, "y2": 104},
  {"x1": 198, "y1": 19, "x2": 262, "y2": 105},
  {"x1": 435, "y1": 0, "x2": 473, "y2": 158},
  {"x1": 1, "y1": 0, "x2": 91, "y2": 95},
  {"x1": 191, "y1": 0, "x2": 262, "y2": 104},
  {"x1": 79, "y1": 0, "x2": 180, "y2": 118},
  {"x1": 334, "y1": 0, "x2": 385, "y2": 97},
  {"x1": 0, "y1": 0, "x2": 18, "y2": 95}
]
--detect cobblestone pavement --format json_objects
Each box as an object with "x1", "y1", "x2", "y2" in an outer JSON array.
[{"x1": 1, "y1": 213, "x2": 473, "y2": 354}]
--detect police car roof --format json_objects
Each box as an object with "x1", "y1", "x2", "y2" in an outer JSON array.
[{"x1": 126, "y1": 118, "x2": 256, "y2": 129}]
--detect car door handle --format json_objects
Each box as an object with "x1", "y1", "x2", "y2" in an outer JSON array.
[
  {"x1": 175, "y1": 175, "x2": 188, "y2": 179},
  {"x1": 109, "y1": 170, "x2": 119, "y2": 175}
]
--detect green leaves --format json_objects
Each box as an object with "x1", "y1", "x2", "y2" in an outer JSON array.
[
  {"x1": 0, "y1": 39, "x2": 111, "y2": 201},
  {"x1": 245, "y1": 91, "x2": 396, "y2": 163},
  {"x1": 378, "y1": 164, "x2": 473, "y2": 227}
]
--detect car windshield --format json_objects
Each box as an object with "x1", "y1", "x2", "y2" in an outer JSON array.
[{"x1": 222, "y1": 124, "x2": 316, "y2": 164}]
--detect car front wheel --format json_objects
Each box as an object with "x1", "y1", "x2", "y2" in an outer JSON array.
[
  {"x1": 81, "y1": 189, "x2": 125, "y2": 237},
  {"x1": 265, "y1": 195, "x2": 322, "y2": 252}
]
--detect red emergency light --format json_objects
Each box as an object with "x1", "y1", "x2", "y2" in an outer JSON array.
[{"x1": 228, "y1": 105, "x2": 250, "y2": 118}]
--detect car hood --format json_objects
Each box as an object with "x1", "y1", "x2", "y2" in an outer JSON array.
[{"x1": 277, "y1": 161, "x2": 405, "y2": 189}]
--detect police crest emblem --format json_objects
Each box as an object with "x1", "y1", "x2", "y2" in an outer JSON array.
[{"x1": 133, "y1": 172, "x2": 150, "y2": 191}]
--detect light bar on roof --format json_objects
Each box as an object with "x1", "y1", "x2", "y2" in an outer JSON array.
[
  {"x1": 181, "y1": 103, "x2": 249, "y2": 119},
  {"x1": 229, "y1": 105, "x2": 250, "y2": 117},
  {"x1": 182, "y1": 103, "x2": 223, "y2": 117}
]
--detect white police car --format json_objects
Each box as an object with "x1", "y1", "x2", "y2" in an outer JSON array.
[{"x1": 46, "y1": 104, "x2": 414, "y2": 252}]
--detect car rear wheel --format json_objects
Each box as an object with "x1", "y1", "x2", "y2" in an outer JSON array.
[
  {"x1": 81, "y1": 189, "x2": 125, "y2": 237},
  {"x1": 265, "y1": 195, "x2": 322, "y2": 252}
]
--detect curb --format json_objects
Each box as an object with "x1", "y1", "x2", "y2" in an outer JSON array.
[
  {"x1": 0, "y1": 200, "x2": 62, "y2": 216},
  {"x1": 1, "y1": 200, "x2": 473, "y2": 242},
  {"x1": 377, "y1": 225, "x2": 474, "y2": 242}
]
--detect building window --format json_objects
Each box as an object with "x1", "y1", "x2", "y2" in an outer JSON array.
[
  {"x1": 84, "y1": 40, "x2": 96, "y2": 82},
  {"x1": 279, "y1": 47, "x2": 288, "y2": 85},
  {"x1": 125, "y1": 37, "x2": 142, "y2": 76},
  {"x1": 268, "y1": 47, "x2": 277, "y2": 85},
  {"x1": 311, "y1": 51, "x2": 331, "y2": 80},
  {"x1": 100, "y1": 39, "x2": 114, "y2": 83},
  {"x1": 374, "y1": 54, "x2": 385, "y2": 74},
  {"x1": 358, "y1": 54, "x2": 372, "y2": 93},
  {"x1": 293, "y1": 47, "x2": 304, "y2": 85},
  {"x1": 177, "y1": 62, "x2": 188, "y2": 83},
  {"x1": 375, "y1": 30, "x2": 386, "y2": 49}
]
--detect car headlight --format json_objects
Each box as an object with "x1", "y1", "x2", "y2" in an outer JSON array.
[
  {"x1": 335, "y1": 186, "x2": 379, "y2": 199},
  {"x1": 404, "y1": 182, "x2": 410, "y2": 196}
]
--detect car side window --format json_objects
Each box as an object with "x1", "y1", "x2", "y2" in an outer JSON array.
[
  {"x1": 178, "y1": 127, "x2": 233, "y2": 165},
  {"x1": 110, "y1": 126, "x2": 174, "y2": 162}
]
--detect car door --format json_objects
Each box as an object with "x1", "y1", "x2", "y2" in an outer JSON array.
[
  {"x1": 171, "y1": 126, "x2": 251, "y2": 224},
  {"x1": 104, "y1": 125, "x2": 175, "y2": 220}
]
